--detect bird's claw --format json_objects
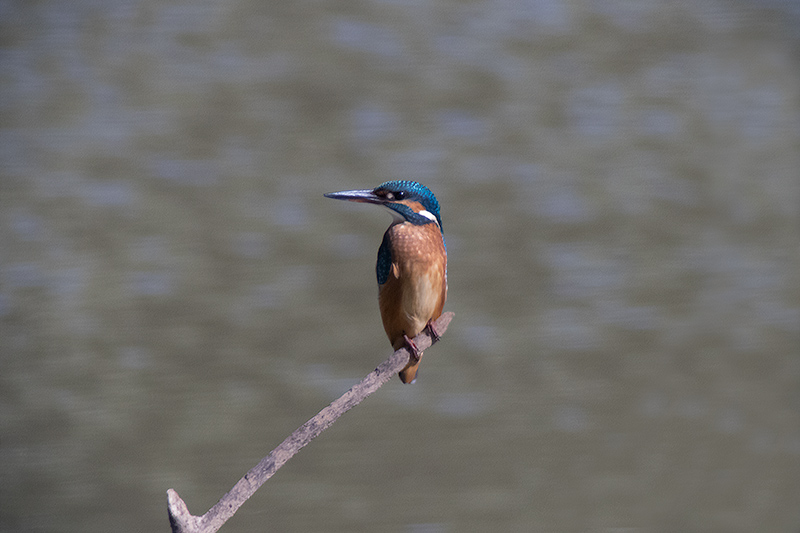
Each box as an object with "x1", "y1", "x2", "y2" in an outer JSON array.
[
  {"x1": 403, "y1": 334, "x2": 421, "y2": 362},
  {"x1": 425, "y1": 319, "x2": 441, "y2": 343},
  {"x1": 403, "y1": 319, "x2": 441, "y2": 363}
]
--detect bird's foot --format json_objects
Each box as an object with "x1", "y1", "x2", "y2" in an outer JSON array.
[
  {"x1": 403, "y1": 334, "x2": 421, "y2": 362},
  {"x1": 425, "y1": 319, "x2": 441, "y2": 343}
]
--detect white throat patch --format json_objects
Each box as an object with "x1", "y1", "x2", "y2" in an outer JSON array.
[{"x1": 418, "y1": 210, "x2": 437, "y2": 223}]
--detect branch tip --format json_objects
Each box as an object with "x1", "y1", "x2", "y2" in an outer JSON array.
[{"x1": 167, "y1": 489, "x2": 202, "y2": 533}]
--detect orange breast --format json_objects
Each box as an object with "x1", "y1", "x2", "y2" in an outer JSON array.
[{"x1": 378, "y1": 222, "x2": 447, "y2": 350}]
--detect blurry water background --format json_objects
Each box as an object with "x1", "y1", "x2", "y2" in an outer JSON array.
[{"x1": 1, "y1": 1, "x2": 799, "y2": 531}]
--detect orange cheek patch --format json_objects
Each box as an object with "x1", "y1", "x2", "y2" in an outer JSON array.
[{"x1": 401, "y1": 200, "x2": 426, "y2": 213}]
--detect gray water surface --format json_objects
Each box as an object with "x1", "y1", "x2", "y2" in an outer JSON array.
[{"x1": 1, "y1": 1, "x2": 799, "y2": 531}]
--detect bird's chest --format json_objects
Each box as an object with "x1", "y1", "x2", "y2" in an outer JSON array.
[
  {"x1": 377, "y1": 223, "x2": 446, "y2": 319},
  {"x1": 379, "y1": 223, "x2": 444, "y2": 283}
]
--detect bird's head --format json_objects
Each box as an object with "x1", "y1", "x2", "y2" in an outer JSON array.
[{"x1": 324, "y1": 180, "x2": 443, "y2": 230}]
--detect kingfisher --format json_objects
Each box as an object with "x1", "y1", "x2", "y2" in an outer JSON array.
[{"x1": 325, "y1": 180, "x2": 447, "y2": 383}]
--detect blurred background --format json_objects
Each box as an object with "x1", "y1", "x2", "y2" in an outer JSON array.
[{"x1": 1, "y1": 0, "x2": 799, "y2": 531}]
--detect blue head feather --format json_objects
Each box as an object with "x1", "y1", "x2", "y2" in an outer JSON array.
[{"x1": 373, "y1": 180, "x2": 443, "y2": 231}]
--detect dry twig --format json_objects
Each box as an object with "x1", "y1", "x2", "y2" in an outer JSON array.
[{"x1": 167, "y1": 311, "x2": 454, "y2": 533}]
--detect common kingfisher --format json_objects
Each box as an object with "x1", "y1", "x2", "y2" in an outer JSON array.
[{"x1": 325, "y1": 180, "x2": 448, "y2": 383}]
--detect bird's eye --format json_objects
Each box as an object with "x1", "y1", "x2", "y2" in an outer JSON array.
[{"x1": 395, "y1": 191, "x2": 406, "y2": 200}]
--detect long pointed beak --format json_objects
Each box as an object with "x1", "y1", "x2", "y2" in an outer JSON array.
[{"x1": 324, "y1": 189, "x2": 383, "y2": 204}]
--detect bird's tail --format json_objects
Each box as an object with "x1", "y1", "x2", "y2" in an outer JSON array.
[{"x1": 399, "y1": 356, "x2": 421, "y2": 384}]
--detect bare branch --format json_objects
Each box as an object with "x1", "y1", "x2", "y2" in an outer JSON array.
[{"x1": 167, "y1": 312, "x2": 454, "y2": 533}]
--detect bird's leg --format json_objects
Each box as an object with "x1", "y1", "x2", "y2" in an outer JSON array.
[
  {"x1": 403, "y1": 334, "x2": 421, "y2": 362},
  {"x1": 425, "y1": 319, "x2": 441, "y2": 343},
  {"x1": 403, "y1": 319, "x2": 441, "y2": 363}
]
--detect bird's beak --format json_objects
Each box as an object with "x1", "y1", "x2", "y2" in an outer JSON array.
[{"x1": 324, "y1": 189, "x2": 383, "y2": 204}]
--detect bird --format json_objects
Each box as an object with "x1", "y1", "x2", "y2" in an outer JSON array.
[{"x1": 325, "y1": 180, "x2": 447, "y2": 383}]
